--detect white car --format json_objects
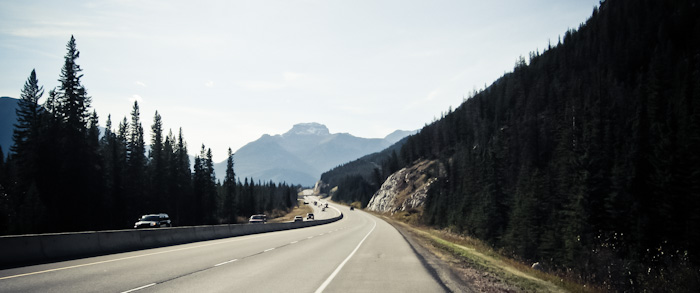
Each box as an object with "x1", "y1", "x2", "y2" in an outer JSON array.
[
  {"x1": 249, "y1": 214, "x2": 267, "y2": 224},
  {"x1": 293, "y1": 216, "x2": 303, "y2": 222}
]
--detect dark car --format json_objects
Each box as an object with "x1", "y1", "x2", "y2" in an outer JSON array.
[
  {"x1": 249, "y1": 214, "x2": 267, "y2": 224},
  {"x1": 134, "y1": 213, "x2": 171, "y2": 228},
  {"x1": 350, "y1": 206, "x2": 354, "y2": 211},
  {"x1": 306, "y1": 213, "x2": 314, "y2": 220}
]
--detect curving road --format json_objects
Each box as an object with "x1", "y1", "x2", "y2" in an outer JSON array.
[{"x1": 0, "y1": 197, "x2": 446, "y2": 292}]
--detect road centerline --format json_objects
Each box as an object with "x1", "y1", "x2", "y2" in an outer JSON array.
[
  {"x1": 120, "y1": 283, "x2": 156, "y2": 293},
  {"x1": 214, "y1": 259, "x2": 238, "y2": 267},
  {"x1": 314, "y1": 219, "x2": 377, "y2": 293}
]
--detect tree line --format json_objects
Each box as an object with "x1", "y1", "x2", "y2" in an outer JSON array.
[
  {"x1": 321, "y1": 0, "x2": 700, "y2": 290},
  {"x1": 319, "y1": 137, "x2": 405, "y2": 206},
  {"x1": 0, "y1": 36, "x2": 298, "y2": 235}
]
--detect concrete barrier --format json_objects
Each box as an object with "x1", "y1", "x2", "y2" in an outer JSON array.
[
  {"x1": 0, "y1": 213, "x2": 343, "y2": 268},
  {"x1": 0, "y1": 234, "x2": 44, "y2": 267},
  {"x1": 169, "y1": 226, "x2": 197, "y2": 245},
  {"x1": 138, "y1": 228, "x2": 175, "y2": 249},
  {"x1": 40, "y1": 232, "x2": 101, "y2": 259},
  {"x1": 212, "y1": 225, "x2": 232, "y2": 239},
  {"x1": 193, "y1": 225, "x2": 216, "y2": 242},
  {"x1": 98, "y1": 229, "x2": 141, "y2": 253}
]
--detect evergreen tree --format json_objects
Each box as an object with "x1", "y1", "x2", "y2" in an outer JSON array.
[
  {"x1": 221, "y1": 148, "x2": 236, "y2": 223},
  {"x1": 55, "y1": 35, "x2": 91, "y2": 133},
  {"x1": 47, "y1": 35, "x2": 100, "y2": 232},
  {"x1": 12, "y1": 69, "x2": 44, "y2": 179},
  {"x1": 126, "y1": 101, "x2": 147, "y2": 214},
  {"x1": 148, "y1": 111, "x2": 165, "y2": 212},
  {"x1": 172, "y1": 128, "x2": 192, "y2": 225}
]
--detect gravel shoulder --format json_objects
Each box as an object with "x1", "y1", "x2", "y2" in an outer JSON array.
[{"x1": 381, "y1": 215, "x2": 570, "y2": 292}]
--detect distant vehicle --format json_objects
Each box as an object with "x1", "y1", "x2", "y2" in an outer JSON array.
[
  {"x1": 350, "y1": 206, "x2": 354, "y2": 211},
  {"x1": 325, "y1": 203, "x2": 328, "y2": 208},
  {"x1": 249, "y1": 214, "x2": 267, "y2": 224},
  {"x1": 314, "y1": 201, "x2": 317, "y2": 206},
  {"x1": 293, "y1": 216, "x2": 304, "y2": 222},
  {"x1": 134, "y1": 213, "x2": 171, "y2": 228},
  {"x1": 322, "y1": 207, "x2": 326, "y2": 212},
  {"x1": 303, "y1": 201, "x2": 308, "y2": 204},
  {"x1": 306, "y1": 213, "x2": 314, "y2": 220}
]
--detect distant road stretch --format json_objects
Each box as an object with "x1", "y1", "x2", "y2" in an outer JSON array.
[{"x1": 0, "y1": 197, "x2": 446, "y2": 292}]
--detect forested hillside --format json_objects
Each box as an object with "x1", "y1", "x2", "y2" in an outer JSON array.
[
  {"x1": 319, "y1": 136, "x2": 407, "y2": 206},
  {"x1": 0, "y1": 36, "x2": 298, "y2": 235},
  {"x1": 319, "y1": 0, "x2": 700, "y2": 289},
  {"x1": 397, "y1": 0, "x2": 700, "y2": 289}
]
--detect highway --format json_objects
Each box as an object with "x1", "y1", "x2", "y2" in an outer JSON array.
[{"x1": 0, "y1": 197, "x2": 447, "y2": 292}]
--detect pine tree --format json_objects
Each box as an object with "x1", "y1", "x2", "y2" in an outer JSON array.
[
  {"x1": 127, "y1": 101, "x2": 147, "y2": 214},
  {"x1": 162, "y1": 130, "x2": 175, "y2": 220},
  {"x1": 173, "y1": 128, "x2": 192, "y2": 225},
  {"x1": 48, "y1": 35, "x2": 99, "y2": 232},
  {"x1": 12, "y1": 69, "x2": 44, "y2": 176},
  {"x1": 148, "y1": 111, "x2": 165, "y2": 212},
  {"x1": 55, "y1": 35, "x2": 91, "y2": 134},
  {"x1": 222, "y1": 148, "x2": 236, "y2": 223}
]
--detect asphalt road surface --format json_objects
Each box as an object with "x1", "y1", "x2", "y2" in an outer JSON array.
[{"x1": 0, "y1": 197, "x2": 446, "y2": 292}]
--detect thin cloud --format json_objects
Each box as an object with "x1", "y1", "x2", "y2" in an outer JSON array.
[
  {"x1": 205, "y1": 81, "x2": 214, "y2": 87},
  {"x1": 135, "y1": 81, "x2": 146, "y2": 87}
]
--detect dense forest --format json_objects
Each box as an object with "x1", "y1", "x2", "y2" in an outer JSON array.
[
  {"x1": 0, "y1": 36, "x2": 298, "y2": 235},
  {"x1": 319, "y1": 137, "x2": 405, "y2": 206},
  {"x1": 325, "y1": 0, "x2": 700, "y2": 289}
]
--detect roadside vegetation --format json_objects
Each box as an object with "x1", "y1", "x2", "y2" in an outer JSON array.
[
  {"x1": 317, "y1": 1, "x2": 700, "y2": 290},
  {"x1": 382, "y1": 211, "x2": 600, "y2": 292},
  {"x1": 268, "y1": 200, "x2": 314, "y2": 223},
  {"x1": 0, "y1": 36, "x2": 300, "y2": 235}
]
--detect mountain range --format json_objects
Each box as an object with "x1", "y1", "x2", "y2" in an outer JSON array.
[
  {"x1": 217, "y1": 122, "x2": 415, "y2": 186},
  {"x1": 0, "y1": 100, "x2": 414, "y2": 186}
]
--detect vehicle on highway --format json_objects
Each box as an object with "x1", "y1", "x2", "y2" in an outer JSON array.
[
  {"x1": 306, "y1": 213, "x2": 314, "y2": 220},
  {"x1": 314, "y1": 201, "x2": 317, "y2": 205},
  {"x1": 249, "y1": 214, "x2": 267, "y2": 224},
  {"x1": 293, "y1": 216, "x2": 304, "y2": 222},
  {"x1": 134, "y1": 213, "x2": 171, "y2": 228},
  {"x1": 350, "y1": 206, "x2": 354, "y2": 211},
  {"x1": 322, "y1": 207, "x2": 326, "y2": 212}
]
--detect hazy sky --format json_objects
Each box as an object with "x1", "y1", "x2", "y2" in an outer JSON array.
[{"x1": 0, "y1": 0, "x2": 598, "y2": 162}]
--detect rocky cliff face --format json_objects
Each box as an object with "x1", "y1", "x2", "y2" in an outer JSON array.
[{"x1": 366, "y1": 160, "x2": 439, "y2": 213}]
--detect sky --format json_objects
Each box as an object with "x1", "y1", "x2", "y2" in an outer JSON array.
[{"x1": 0, "y1": 0, "x2": 599, "y2": 162}]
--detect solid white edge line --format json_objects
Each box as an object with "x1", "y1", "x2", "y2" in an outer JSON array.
[
  {"x1": 264, "y1": 248, "x2": 275, "y2": 252},
  {"x1": 121, "y1": 283, "x2": 156, "y2": 293},
  {"x1": 290, "y1": 241, "x2": 298, "y2": 244},
  {"x1": 314, "y1": 219, "x2": 377, "y2": 293}
]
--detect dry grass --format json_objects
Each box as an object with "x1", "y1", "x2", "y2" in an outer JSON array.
[
  {"x1": 268, "y1": 201, "x2": 314, "y2": 223},
  {"x1": 380, "y1": 214, "x2": 602, "y2": 292}
]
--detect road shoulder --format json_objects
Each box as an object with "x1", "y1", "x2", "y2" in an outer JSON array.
[{"x1": 381, "y1": 216, "x2": 476, "y2": 293}]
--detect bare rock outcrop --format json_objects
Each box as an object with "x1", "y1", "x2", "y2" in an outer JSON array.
[{"x1": 366, "y1": 160, "x2": 439, "y2": 213}]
